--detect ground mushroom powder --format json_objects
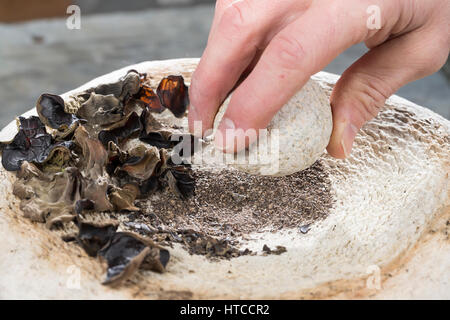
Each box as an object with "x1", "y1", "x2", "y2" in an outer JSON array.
[{"x1": 1, "y1": 69, "x2": 334, "y2": 285}]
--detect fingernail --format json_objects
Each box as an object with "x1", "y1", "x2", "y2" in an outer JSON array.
[
  {"x1": 340, "y1": 122, "x2": 358, "y2": 158},
  {"x1": 214, "y1": 117, "x2": 236, "y2": 152}
]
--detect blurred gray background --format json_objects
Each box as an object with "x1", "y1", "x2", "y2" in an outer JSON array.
[{"x1": 0, "y1": 0, "x2": 448, "y2": 129}]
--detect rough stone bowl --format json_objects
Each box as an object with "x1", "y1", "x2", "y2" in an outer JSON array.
[{"x1": 0, "y1": 58, "x2": 448, "y2": 299}]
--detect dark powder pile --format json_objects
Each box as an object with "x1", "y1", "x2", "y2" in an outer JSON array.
[{"x1": 122, "y1": 160, "x2": 334, "y2": 258}]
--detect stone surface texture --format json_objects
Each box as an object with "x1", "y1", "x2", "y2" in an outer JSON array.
[{"x1": 0, "y1": 59, "x2": 448, "y2": 299}]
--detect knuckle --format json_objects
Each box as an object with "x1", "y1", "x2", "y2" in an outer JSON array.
[
  {"x1": 424, "y1": 38, "x2": 449, "y2": 74},
  {"x1": 334, "y1": 72, "x2": 389, "y2": 122},
  {"x1": 220, "y1": 1, "x2": 253, "y2": 36},
  {"x1": 409, "y1": 30, "x2": 450, "y2": 76},
  {"x1": 354, "y1": 75, "x2": 388, "y2": 120},
  {"x1": 270, "y1": 35, "x2": 308, "y2": 70}
]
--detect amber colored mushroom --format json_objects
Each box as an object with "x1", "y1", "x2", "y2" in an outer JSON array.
[
  {"x1": 135, "y1": 85, "x2": 165, "y2": 113},
  {"x1": 157, "y1": 75, "x2": 189, "y2": 118}
]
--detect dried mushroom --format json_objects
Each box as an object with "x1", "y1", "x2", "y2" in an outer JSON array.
[
  {"x1": 109, "y1": 184, "x2": 140, "y2": 212},
  {"x1": 140, "y1": 107, "x2": 162, "y2": 134},
  {"x1": 77, "y1": 93, "x2": 123, "y2": 126},
  {"x1": 119, "y1": 145, "x2": 161, "y2": 181},
  {"x1": 90, "y1": 70, "x2": 141, "y2": 102},
  {"x1": 1, "y1": 116, "x2": 73, "y2": 171},
  {"x1": 74, "y1": 126, "x2": 108, "y2": 176},
  {"x1": 139, "y1": 130, "x2": 174, "y2": 149},
  {"x1": 139, "y1": 176, "x2": 159, "y2": 196},
  {"x1": 98, "y1": 232, "x2": 169, "y2": 286},
  {"x1": 98, "y1": 112, "x2": 142, "y2": 148},
  {"x1": 19, "y1": 198, "x2": 73, "y2": 225},
  {"x1": 74, "y1": 198, "x2": 95, "y2": 215},
  {"x1": 36, "y1": 93, "x2": 79, "y2": 137},
  {"x1": 12, "y1": 181, "x2": 34, "y2": 199},
  {"x1": 141, "y1": 247, "x2": 170, "y2": 273},
  {"x1": 157, "y1": 75, "x2": 189, "y2": 118},
  {"x1": 47, "y1": 167, "x2": 83, "y2": 204},
  {"x1": 70, "y1": 70, "x2": 141, "y2": 127},
  {"x1": 165, "y1": 167, "x2": 195, "y2": 199},
  {"x1": 84, "y1": 180, "x2": 114, "y2": 212},
  {"x1": 14, "y1": 167, "x2": 83, "y2": 227},
  {"x1": 1, "y1": 70, "x2": 197, "y2": 286},
  {"x1": 16, "y1": 161, "x2": 46, "y2": 180},
  {"x1": 135, "y1": 85, "x2": 164, "y2": 113},
  {"x1": 77, "y1": 220, "x2": 118, "y2": 257}
]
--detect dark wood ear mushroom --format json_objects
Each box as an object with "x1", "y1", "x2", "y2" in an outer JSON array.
[
  {"x1": 1, "y1": 70, "x2": 192, "y2": 286},
  {"x1": 98, "y1": 112, "x2": 143, "y2": 148},
  {"x1": 1, "y1": 116, "x2": 74, "y2": 171},
  {"x1": 98, "y1": 232, "x2": 170, "y2": 286},
  {"x1": 37, "y1": 93, "x2": 80, "y2": 136},
  {"x1": 165, "y1": 166, "x2": 195, "y2": 199},
  {"x1": 76, "y1": 219, "x2": 118, "y2": 257}
]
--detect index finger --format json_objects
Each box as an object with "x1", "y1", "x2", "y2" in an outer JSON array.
[
  {"x1": 188, "y1": 0, "x2": 308, "y2": 136},
  {"x1": 213, "y1": 0, "x2": 386, "y2": 151}
]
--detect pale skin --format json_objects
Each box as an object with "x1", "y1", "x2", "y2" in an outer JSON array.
[{"x1": 188, "y1": 0, "x2": 450, "y2": 158}]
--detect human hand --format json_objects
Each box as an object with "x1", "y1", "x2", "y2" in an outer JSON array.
[{"x1": 188, "y1": 0, "x2": 449, "y2": 158}]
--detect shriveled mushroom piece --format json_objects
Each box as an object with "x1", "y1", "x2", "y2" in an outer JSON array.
[
  {"x1": 104, "y1": 142, "x2": 129, "y2": 176},
  {"x1": 14, "y1": 167, "x2": 83, "y2": 227},
  {"x1": 139, "y1": 130, "x2": 174, "y2": 149},
  {"x1": 73, "y1": 126, "x2": 114, "y2": 212},
  {"x1": 1, "y1": 116, "x2": 74, "y2": 171},
  {"x1": 76, "y1": 219, "x2": 118, "y2": 257},
  {"x1": 36, "y1": 93, "x2": 80, "y2": 138},
  {"x1": 16, "y1": 177, "x2": 78, "y2": 226},
  {"x1": 74, "y1": 198, "x2": 95, "y2": 215},
  {"x1": 165, "y1": 166, "x2": 195, "y2": 199},
  {"x1": 139, "y1": 107, "x2": 162, "y2": 134},
  {"x1": 84, "y1": 180, "x2": 114, "y2": 212},
  {"x1": 16, "y1": 115, "x2": 47, "y2": 137},
  {"x1": 74, "y1": 125, "x2": 108, "y2": 176},
  {"x1": 40, "y1": 142, "x2": 74, "y2": 172},
  {"x1": 98, "y1": 232, "x2": 170, "y2": 286},
  {"x1": 1, "y1": 131, "x2": 40, "y2": 171},
  {"x1": 47, "y1": 167, "x2": 83, "y2": 204},
  {"x1": 135, "y1": 85, "x2": 164, "y2": 113},
  {"x1": 156, "y1": 75, "x2": 189, "y2": 118},
  {"x1": 90, "y1": 69, "x2": 141, "y2": 102},
  {"x1": 19, "y1": 198, "x2": 74, "y2": 226},
  {"x1": 16, "y1": 161, "x2": 46, "y2": 180},
  {"x1": 70, "y1": 70, "x2": 141, "y2": 127},
  {"x1": 98, "y1": 112, "x2": 143, "y2": 148},
  {"x1": 109, "y1": 184, "x2": 140, "y2": 212},
  {"x1": 141, "y1": 247, "x2": 170, "y2": 273},
  {"x1": 139, "y1": 176, "x2": 159, "y2": 197},
  {"x1": 12, "y1": 181, "x2": 34, "y2": 200},
  {"x1": 120, "y1": 145, "x2": 161, "y2": 181},
  {"x1": 77, "y1": 93, "x2": 123, "y2": 127},
  {"x1": 44, "y1": 204, "x2": 77, "y2": 229}
]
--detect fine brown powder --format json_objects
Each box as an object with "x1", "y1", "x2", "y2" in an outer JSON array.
[{"x1": 125, "y1": 160, "x2": 334, "y2": 257}]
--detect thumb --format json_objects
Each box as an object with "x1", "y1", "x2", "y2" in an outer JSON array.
[{"x1": 327, "y1": 28, "x2": 448, "y2": 159}]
